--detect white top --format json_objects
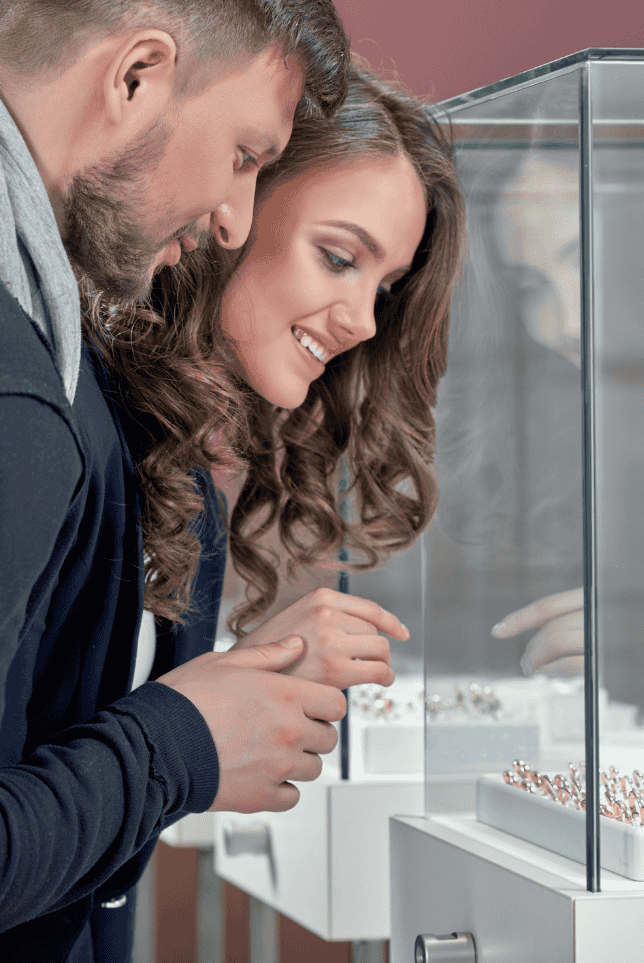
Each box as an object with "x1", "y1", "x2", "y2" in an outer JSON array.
[{"x1": 131, "y1": 609, "x2": 157, "y2": 690}]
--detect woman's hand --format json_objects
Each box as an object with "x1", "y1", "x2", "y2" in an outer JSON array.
[
  {"x1": 230, "y1": 587, "x2": 409, "y2": 689},
  {"x1": 491, "y1": 587, "x2": 584, "y2": 676}
]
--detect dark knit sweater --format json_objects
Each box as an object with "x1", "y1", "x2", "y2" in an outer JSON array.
[{"x1": 0, "y1": 280, "x2": 225, "y2": 959}]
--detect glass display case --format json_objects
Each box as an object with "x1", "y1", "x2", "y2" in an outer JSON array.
[
  {"x1": 391, "y1": 49, "x2": 644, "y2": 963},
  {"x1": 421, "y1": 47, "x2": 644, "y2": 892}
]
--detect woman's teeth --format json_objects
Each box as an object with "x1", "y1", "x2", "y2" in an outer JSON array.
[{"x1": 292, "y1": 326, "x2": 329, "y2": 363}]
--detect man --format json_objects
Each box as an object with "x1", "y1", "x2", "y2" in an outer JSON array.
[{"x1": 0, "y1": 2, "x2": 349, "y2": 959}]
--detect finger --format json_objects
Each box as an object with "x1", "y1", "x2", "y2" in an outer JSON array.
[
  {"x1": 316, "y1": 612, "x2": 396, "y2": 639},
  {"x1": 491, "y1": 587, "x2": 584, "y2": 638},
  {"x1": 265, "y1": 783, "x2": 301, "y2": 812},
  {"x1": 298, "y1": 679, "x2": 347, "y2": 723},
  {"x1": 302, "y1": 718, "x2": 339, "y2": 756},
  {"x1": 289, "y1": 753, "x2": 324, "y2": 783},
  {"x1": 533, "y1": 656, "x2": 584, "y2": 678},
  {"x1": 344, "y1": 660, "x2": 396, "y2": 688},
  {"x1": 223, "y1": 635, "x2": 304, "y2": 668},
  {"x1": 310, "y1": 588, "x2": 409, "y2": 640},
  {"x1": 519, "y1": 613, "x2": 584, "y2": 674},
  {"x1": 341, "y1": 633, "x2": 392, "y2": 666}
]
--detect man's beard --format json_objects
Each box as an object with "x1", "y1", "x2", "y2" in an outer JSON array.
[{"x1": 62, "y1": 118, "x2": 188, "y2": 302}]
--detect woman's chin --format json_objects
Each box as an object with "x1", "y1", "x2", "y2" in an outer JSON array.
[{"x1": 250, "y1": 376, "x2": 309, "y2": 409}]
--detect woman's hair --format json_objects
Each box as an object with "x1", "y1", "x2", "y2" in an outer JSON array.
[
  {"x1": 80, "y1": 253, "x2": 245, "y2": 625},
  {"x1": 224, "y1": 63, "x2": 466, "y2": 635},
  {"x1": 81, "y1": 62, "x2": 466, "y2": 631}
]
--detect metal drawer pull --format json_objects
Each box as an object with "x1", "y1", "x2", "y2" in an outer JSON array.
[
  {"x1": 223, "y1": 822, "x2": 271, "y2": 857},
  {"x1": 414, "y1": 932, "x2": 476, "y2": 962}
]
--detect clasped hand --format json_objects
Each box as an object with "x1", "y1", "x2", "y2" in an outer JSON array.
[
  {"x1": 230, "y1": 586, "x2": 409, "y2": 689},
  {"x1": 158, "y1": 587, "x2": 408, "y2": 813}
]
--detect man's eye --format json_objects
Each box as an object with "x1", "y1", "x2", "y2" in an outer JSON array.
[{"x1": 236, "y1": 149, "x2": 259, "y2": 172}]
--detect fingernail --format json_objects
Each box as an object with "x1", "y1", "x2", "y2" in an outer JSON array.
[
  {"x1": 280, "y1": 636, "x2": 302, "y2": 649},
  {"x1": 401, "y1": 624, "x2": 410, "y2": 638},
  {"x1": 491, "y1": 621, "x2": 507, "y2": 635}
]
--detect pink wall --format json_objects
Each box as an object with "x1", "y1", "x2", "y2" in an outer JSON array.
[{"x1": 333, "y1": 0, "x2": 644, "y2": 102}]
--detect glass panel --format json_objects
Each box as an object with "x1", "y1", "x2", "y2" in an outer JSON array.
[
  {"x1": 424, "y1": 67, "x2": 588, "y2": 852},
  {"x1": 347, "y1": 542, "x2": 424, "y2": 781},
  {"x1": 591, "y1": 59, "x2": 644, "y2": 868}
]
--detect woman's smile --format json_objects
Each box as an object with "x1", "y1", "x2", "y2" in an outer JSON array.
[{"x1": 291, "y1": 325, "x2": 332, "y2": 364}]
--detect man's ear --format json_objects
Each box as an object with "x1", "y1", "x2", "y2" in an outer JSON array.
[{"x1": 103, "y1": 30, "x2": 178, "y2": 129}]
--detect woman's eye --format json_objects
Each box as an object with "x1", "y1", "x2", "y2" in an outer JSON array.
[{"x1": 322, "y1": 249, "x2": 355, "y2": 272}]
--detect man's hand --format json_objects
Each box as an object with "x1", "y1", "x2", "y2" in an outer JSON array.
[
  {"x1": 230, "y1": 587, "x2": 410, "y2": 688},
  {"x1": 156, "y1": 636, "x2": 346, "y2": 813},
  {"x1": 491, "y1": 587, "x2": 584, "y2": 676}
]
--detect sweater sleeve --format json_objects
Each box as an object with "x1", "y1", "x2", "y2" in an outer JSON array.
[
  {"x1": 0, "y1": 396, "x2": 219, "y2": 930},
  {"x1": 0, "y1": 681, "x2": 218, "y2": 930}
]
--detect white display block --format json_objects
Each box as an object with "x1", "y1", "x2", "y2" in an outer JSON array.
[
  {"x1": 426, "y1": 722, "x2": 539, "y2": 776},
  {"x1": 213, "y1": 772, "x2": 475, "y2": 942},
  {"x1": 477, "y1": 773, "x2": 644, "y2": 881},
  {"x1": 348, "y1": 675, "x2": 424, "y2": 779},
  {"x1": 390, "y1": 813, "x2": 644, "y2": 963},
  {"x1": 160, "y1": 811, "x2": 216, "y2": 848},
  {"x1": 363, "y1": 725, "x2": 423, "y2": 775}
]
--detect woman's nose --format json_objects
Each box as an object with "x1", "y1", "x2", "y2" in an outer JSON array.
[{"x1": 334, "y1": 297, "x2": 378, "y2": 345}]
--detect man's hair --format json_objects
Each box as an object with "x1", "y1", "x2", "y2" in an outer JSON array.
[{"x1": 0, "y1": 0, "x2": 349, "y2": 117}]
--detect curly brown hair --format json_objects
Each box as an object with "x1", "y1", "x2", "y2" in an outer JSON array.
[
  {"x1": 81, "y1": 62, "x2": 466, "y2": 631},
  {"x1": 80, "y1": 252, "x2": 245, "y2": 624},
  {"x1": 223, "y1": 65, "x2": 466, "y2": 635}
]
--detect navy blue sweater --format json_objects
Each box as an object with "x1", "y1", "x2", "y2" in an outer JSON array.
[{"x1": 0, "y1": 280, "x2": 225, "y2": 958}]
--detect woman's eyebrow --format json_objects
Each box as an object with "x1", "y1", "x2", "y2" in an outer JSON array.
[{"x1": 319, "y1": 220, "x2": 384, "y2": 258}]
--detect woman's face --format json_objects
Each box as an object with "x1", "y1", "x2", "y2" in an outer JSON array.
[{"x1": 221, "y1": 153, "x2": 427, "y2": 408}]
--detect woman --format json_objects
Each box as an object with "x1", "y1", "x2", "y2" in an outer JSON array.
[{"x1": 85, "y1": 62, "x2": 466, "y2": 687}]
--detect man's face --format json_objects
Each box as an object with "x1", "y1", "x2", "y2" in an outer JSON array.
[{"x1": 63, "y1": 45, "x2": 303, "y2": 301}]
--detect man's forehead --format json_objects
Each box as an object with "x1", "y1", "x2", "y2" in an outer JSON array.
[{"x1": 240, "y1": 54, "x2": 304, "y2": 153}]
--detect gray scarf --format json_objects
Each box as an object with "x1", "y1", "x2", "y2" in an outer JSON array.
[{"x1": 0, "y1": 97, "x2": 80, "y2": 404}]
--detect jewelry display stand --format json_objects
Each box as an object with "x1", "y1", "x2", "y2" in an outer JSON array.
[
  {"x1": 349, "y1": 675, "x2": 613, "y2": 779},
  {"x1": 477, "y1": 772, "x2": 644, "y2": 880},
  {"x1": 390, "y1": 814, "x2": 644, "y2": 963}
]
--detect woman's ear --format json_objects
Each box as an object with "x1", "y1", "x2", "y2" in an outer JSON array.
[{"x1": 103, "y1": 30, "x2": 178, "y2": 130}]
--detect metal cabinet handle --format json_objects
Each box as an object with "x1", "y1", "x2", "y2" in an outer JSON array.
[
  {"x1": 223, "y1": 822, "x2": 271, "y2": 857},
  {"x1": 414, "y1": 932, "x2": 477, "y2": 962}
]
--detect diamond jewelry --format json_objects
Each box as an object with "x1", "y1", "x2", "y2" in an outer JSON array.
[
  {"x1": 503, "y1": 761, "x2": 644, "y2": 828},
  {"x1": 350, "y1": 683, "x2": 422, "y2": 721}
]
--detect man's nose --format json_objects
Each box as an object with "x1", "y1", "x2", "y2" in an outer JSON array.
[{"x1": 210, "y1": 178, "x2": 256, "y2": 250}]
